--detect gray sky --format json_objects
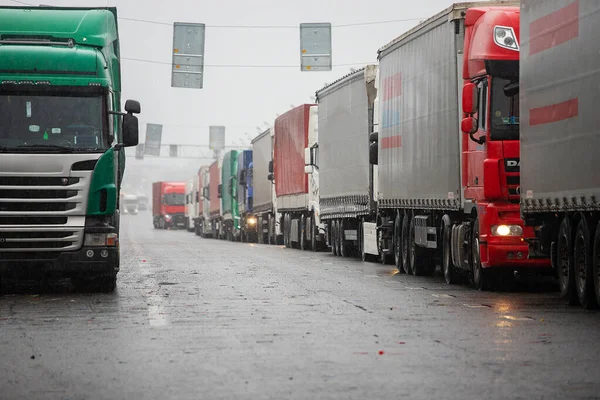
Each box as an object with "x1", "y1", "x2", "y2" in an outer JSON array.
[{"x1": 0, "y1": 0, "x2": 463, "y2": 148}]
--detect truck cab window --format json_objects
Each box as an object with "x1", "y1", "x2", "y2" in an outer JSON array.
[
  {"x1": 490, "y1": 77, "x2": 519, "y2": 141},
  {"x1": 477, "y1": 80, "x2": 488, "y2": 131},
  {"x1": 0, "y1": 92, "x2": 107, "y2": 151}
]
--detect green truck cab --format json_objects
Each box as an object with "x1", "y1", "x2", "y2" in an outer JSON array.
[
  {"x1": 220, "y1": 150, "x2": 240, "y2": 241},
  {"x1": 0, "y1": 7, "x2": 140, "y2": 292}
]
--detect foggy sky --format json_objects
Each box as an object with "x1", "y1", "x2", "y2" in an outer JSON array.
[{"x1": 0, "y1": 0, "x2": 465, "y2": 147}]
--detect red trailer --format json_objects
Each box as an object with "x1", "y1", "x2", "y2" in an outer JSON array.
[
  {"x1": 208, "y1": 160, "x2": 222, "y2": 238},
  {"x1": 152, "y1": 181, "x2": 186, "y2": 229},
  {"x1": 273, "y1": 104, "x2": 326, "y2": 250}
]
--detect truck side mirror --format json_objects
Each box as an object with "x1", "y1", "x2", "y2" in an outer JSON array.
[
  {"x1": 267, "y1": 173, "x2": 274, "y2": 181},
  {"x1": 204, "y1": 187, "x2": 210, "y2": 200},
  {"x1": 268, "y1": 160, "x2": 273, "y2": 173},
  {"x1": 124, "y1": 99, "x2": 141, "y2": 114},
  {"x1": 196, "y1": 191, "x2": 200, "y2": 202},
  {"x1": 462, "y1": 83, "x2": 478, "y2": 115},
  {"x1": 239, "y1": 170, "x2": 247, "y2": 185},
  {"x1": 369, "y1": 142, "x2": 378, "y2": 165},
  {"x1": 461, "y1": 117, "x2": 478, "y2": 135},
  {"x1": 304, "y1": 148, "x2": 311, "y2": 166},
  {"x1": 218, "y1": 184, "x2": 222, "y2": 199},
  {"x1": 369, "y1": 131, "x2": 378, "y2": 165},
  {"x1": 122, "y1": 114, "x2": 139, "y2": 147}
]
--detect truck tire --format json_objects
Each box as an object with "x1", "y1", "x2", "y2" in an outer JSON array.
[
  {"x1": 99, "y1": 274, "x2": 117, "y2": 293},
  {"x1": 310, "y1": 214, "x2": 317, "y2": 252},
  {"x1": 410, "y1": 215, "x2": 433, "y2": 276},
  {"x1": 340, "y1": 220, "x2": 349, "y2": 257},
  {"x1": 401, "y1": 212, "x2": 412, "y2": 274},
  {"x1": 593, "y1": 221, "x2": 600, "y2": 307},
  {"x1": 331, "y1": 221, "x2": 338, "y2": 256},
  {"x1": 394, "y1": 213, "x2": 404, "y2": 273},
  {"x1": 284, "y1": 214, "x2": 291, "y2": 249},
  {"x1": 358, "y1": 220, "x2": 372, "y2": 262},
  {"x1": 73, "y1": 272, "x2": 116, "y2": 293},
  {"x1": 472, "y1": 217, "x2": 492, "y2": 290},
  {"x1": 300, "y1": 215, "x2": 308, "y2": 251},
  {"x1": 557, "y1": 217, "x2": 578, "y2": 305},
  {"x1": 574, "y1": 218, "x2": 598, "y2": 309},
  {"x1": 267, "y1": 216, "x2": 273, "y2": 245},
  {"x1": 337, "y1": 220, "x2": 343, "y2": 256},
  {"x1": 378, "y1": 219, "x2": 393, "y2": 265},
  {"x1": 442, "y1": 215, "x2": 459, "y2": 284}
]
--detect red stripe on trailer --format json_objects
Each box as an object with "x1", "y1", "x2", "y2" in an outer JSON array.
[
  {"x1": 529, "y1": 98, "x2": 578, "y2": 126},
  {"x1": 381, "y1": 135, "x2": 402, "y2": 149},
  {"x1": 529, "y1": 0, "x2": 579, "y2": 55},
  {"x1": 382, "y1": 73, "x2": 402, "y2": 101}
]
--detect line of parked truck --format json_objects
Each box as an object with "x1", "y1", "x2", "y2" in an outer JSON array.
[{"x1": 157, "y1": 0, "x2": 600, "y2": 309}]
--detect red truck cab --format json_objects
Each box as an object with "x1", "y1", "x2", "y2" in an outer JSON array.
[
  {"x1": 152, "y1": 181, "x2": 186, "y2": 229},
  {"x1": 460, "y1": 6, "x2": 550, "y2": 272}
]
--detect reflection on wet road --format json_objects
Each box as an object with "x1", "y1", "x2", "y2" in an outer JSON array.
[{"x1": 1, "y1": 214, "x2": 600, "y2": 399}]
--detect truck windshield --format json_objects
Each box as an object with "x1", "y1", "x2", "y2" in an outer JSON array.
[
  {"x1": 163, "y1": 193, "x2": 185, "y2": 206},
  {"x1": 490, "y1": 78, "x2": 519, "y2": 141},
  {"x1": 0, "y1": 92, "x2": 107, "y2": 151}
]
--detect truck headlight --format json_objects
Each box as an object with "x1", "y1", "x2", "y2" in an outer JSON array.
[
  {"x1": 85, "y1": 233, "x2": 118, "y2": 247},
  {"x1": 247, "y1": 217, "x2": 257, "y2": 226},
  {"x1": 494, "y1": 26, "x2": 519, "y2": 51},
  {"x1": 492, "y1": 225, "x2": 523, "y2": 237},
  {"x1": 164, "y1": 214, "x2": 172, "y2": 221}
]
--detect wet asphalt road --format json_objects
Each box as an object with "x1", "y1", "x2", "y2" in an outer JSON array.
[{"x1": 1, "y1": 214, "x2": 600, "y2": 400}]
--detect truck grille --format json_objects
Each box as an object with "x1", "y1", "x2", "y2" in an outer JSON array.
[
  {"x1": 506, "y1": 174, "x2": 520, "y2": 202},
  {"x1": 0, "y1": 175, "x2": 87, "y2": 252},
  {"x1": 173, "y1": 213, "x2": 186, "y2": 226}
]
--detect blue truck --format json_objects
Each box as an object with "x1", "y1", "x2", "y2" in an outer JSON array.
[{"x1": 236, "y1": 150, "x2": 256, "y2": 242}]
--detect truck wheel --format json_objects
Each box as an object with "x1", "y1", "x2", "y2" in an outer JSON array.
[
  {"x1": 336, "y1": 220, "x2": 344, "y2": 257},
  {"x1": 574, "y1": 218, "x2": 597, "y2": 309},
  {"x1": 330, "y1": 222, "x2": 336, "y2": 256},
  {"x1": 267, "y1": 216, "x2": 273, "y2": 245},
  {"x1": 359, "y1": 222, "x2": 367, "y2": 262},
  {"x1": 394, "y1": 213, "x2": 404, "y2": 273},
  {"x1": 402, "y1": 212, "x2": 412, "y2": 274},
  {"x1": 98, "y1": 274, "x2": 117, "y2": 293},
  {"x1": 310, "y1": 214, "x2": 318, "y2": 252},
  {"x1": 442, "y1": 216, "x2": 459, "y2": 284},
  {"x1": 410, "y1": 215, "x2": 432, "y2": 276},
  {"x1": 558, "y1": 217, "x2": 578, "y2": 305},
  {"x1": 340, "y1": 220, "x2": 350, "y2": 257},
  {"x1": 592, "y1": 221, "x2": 600, "y2": 307},
  {"x1": 331, "y1": 221, "x2": 338, "y2": 256},
  {"x1": 284, "y1": 214, "x2": 291, "y2": 248},
  {"x1": 300, "y1": 216, "x2": 308, "y2": 251},
  {"x1": 258, "y1": 217, "x2": 264, "y2": 244},
  {"x1": 471, "y1": 217, "x2": 492, "y2": 290}
]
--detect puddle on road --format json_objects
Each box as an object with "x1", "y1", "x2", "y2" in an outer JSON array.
[{"x1": 501, "y1": 315, "x2": 535, "y2": 321}]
